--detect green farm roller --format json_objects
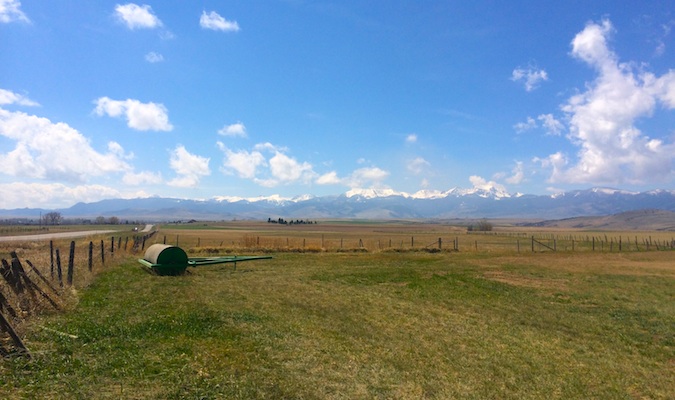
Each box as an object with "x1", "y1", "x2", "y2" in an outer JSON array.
[{"x1": 138, "y1": 244, "x2": 272, "y2": 275}]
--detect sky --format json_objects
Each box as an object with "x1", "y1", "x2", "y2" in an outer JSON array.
[{"x1": 1, "y1": 0, "x2": 675, "y2": 209}]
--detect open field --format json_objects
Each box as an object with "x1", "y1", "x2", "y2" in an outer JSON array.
[{"x1": 1, "y1": 222, "x2": 674, "y2": 399}]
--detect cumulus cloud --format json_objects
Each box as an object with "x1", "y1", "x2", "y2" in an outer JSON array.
[
  {"x1": 343, "y1": 167, "x2": 389, "y2": 188},
  {"x1": 167, "y1": 145, "x2": 210, "y2": 187},
  {"x1": 218, "y1": 122, "x2": 247, "y2": 137},
  {"x1": 543, "y1": 19, "x2": 675, "y2": 185},
  {"x1": 0, "y1": 108, "x2": 131, "y2": 182},
  {"x1": 511, "y1": 65, "x2": 548, "y2": 91},
  {"x1": 315, "y1": 166, "x2": 390, "y2": 189},
  {"x1": 0, "y1": 0, "x2": 29, "y2": 23},
  {"x1": 115, "y1": 3, "x2": 162, "y2": 29},
  {"x1": 0, "y1": 88, "x2": 39, "y2": 106},
  {"x1": 469, "y1": 175, "x2": 508, "y2": 194},
  {"x1": 218, "y1": 142, "x2": 317, "y2": 187},
  {"x1": 260, "y1": 152, "x2": 316, "y2": 186},
  {"x1": 537, "y1": 114, "x2": 564, "y2": 136},
  {"x1": 94, "y1": 97, "x2": 173, "y2": 131},
  {"x1": 316, "y1": 171, "x2": 341, "y2": 185},
  {"x1": 0, "y1": 182, "x2": 149, "y2": 209},
  {"x1": 145, "y1": 51, "x2": 164, "y2": 63},
  {"x1": 200, "y1": 10, "x2": 240, "y2": 32},
  {"x1": 407, "y1": 157, "x2": 430, "y2": 175},
  {"x1": 218, "y1": 143, "x2": 266, "y2": 179},
  {"x1": 505, "y1": 161, "x2": 525, "y2": 184},
  {"x1": 122, "y1": 170, "x2": 162, "y2": 185}
]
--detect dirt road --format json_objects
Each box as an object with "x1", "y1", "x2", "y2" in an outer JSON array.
[{"x1": 0, "y1": 225, "x2": 154, "y2": 242}]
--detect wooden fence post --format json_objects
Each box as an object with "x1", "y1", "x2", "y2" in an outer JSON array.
[
  {"x1": 88, "y1": 241, "x2": 93, "y2": 272},
  {"x1": 100, "y1": 240, "x2": 105, "y2": 265},
  {"x1": 50, "y1": 240, "x2": 54, "y2": 280},
  {"x1": 67, "y1": 241, "x2": 75, "y2": 286},
  {"x1": 55, "y1": 249, "x2": 63, "y2": 287}
]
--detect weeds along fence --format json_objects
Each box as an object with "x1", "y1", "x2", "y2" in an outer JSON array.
[
  {"x1": 0, "y1": 230, "x2": 157, "y2": 358},
  {"x1": 151, "y1": 231, "x2": 675, "y2": 254}
]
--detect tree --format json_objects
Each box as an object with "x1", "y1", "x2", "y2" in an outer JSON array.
[
  {"x1": 95, "y1": 216, "x2": 106, "y2": 225},
  {"x1": 108, "y1": 216, "x2": 120, "y2": 225},
  {"x1": 44, "y1": 212, "x2": 62, "y2": 225},
  {"x1": 468, "y1": 218, "x2": 493, "y2": 232}
]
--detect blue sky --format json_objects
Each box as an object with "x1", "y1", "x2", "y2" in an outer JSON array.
[{"x1": 1, "y1": 1, "x2": 674, "y2": 209}]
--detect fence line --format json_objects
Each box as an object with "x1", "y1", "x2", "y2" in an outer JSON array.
[
  {"x1": 0, "y1": 229, "x2": 158, "y2": 358},
  {"x1": 161, "y1": 232, "x2": 674, "y2": 254}
]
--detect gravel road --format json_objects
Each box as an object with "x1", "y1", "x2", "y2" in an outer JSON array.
[{"x1": 0, "y1": 225, "x2": 154, "y2": 242}]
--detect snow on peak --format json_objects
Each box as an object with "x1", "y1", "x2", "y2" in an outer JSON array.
[
  {"x1": 345, "y1": 188, "x2": 410, "y2": 199},
  {"x1": 346, "y1": 186, "x2": 512, "y2": 200}
]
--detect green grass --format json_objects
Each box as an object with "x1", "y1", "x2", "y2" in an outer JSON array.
[{"x1": 1, "y1": 251, "x2": 673, "y2": 399}]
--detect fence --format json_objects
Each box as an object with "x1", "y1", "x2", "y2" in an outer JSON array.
[
  {"x1": 151, "y1": 232, "x2": 675, "y2": 254},
  {"x1": 0, "y1": 230, "x2": 157, "y2": 357}
]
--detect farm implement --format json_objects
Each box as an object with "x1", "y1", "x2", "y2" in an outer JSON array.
[{"x1": 138, "y1": 244, "x2": 272, "y2": 275}]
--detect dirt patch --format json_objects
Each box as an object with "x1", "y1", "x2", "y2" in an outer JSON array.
[{"x1": 482, "y1": 270, "x2": 569, "y2": 291}]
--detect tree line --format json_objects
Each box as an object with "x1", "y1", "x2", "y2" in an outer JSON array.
[{"x1": 267, "y1": 218, "x2": 317, "y2": 225}]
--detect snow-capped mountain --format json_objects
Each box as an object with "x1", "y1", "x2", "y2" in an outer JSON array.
[{"x1": 1, "y1": 187, "x2": 674, "y2": 221}]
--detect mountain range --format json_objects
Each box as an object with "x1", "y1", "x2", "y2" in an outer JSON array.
[{"x1": 1, "y1": 187, "x2": 675, "y2": 222}]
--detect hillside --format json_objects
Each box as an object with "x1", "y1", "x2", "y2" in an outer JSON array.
[{"x1": 521, "y1": 209, "x2": 675, "y2": 231}]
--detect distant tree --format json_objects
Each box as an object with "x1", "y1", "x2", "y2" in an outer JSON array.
[
  {"x1": 108, "y1": 216, "x2": 120, "y2": 225},
  {"x1": 94, "y1": 216, "x2": 106, "y2": 225},
  {"x1": 44, "y1": 212, "x2": 62, "y2": 225},
  {"x1": 468, "y1": 218, "x2": 493, "y2": 232}
]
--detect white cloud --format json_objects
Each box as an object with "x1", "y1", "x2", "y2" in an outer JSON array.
[
  {"x1": 316, "y1": 171, "x2": 341, "y2": 185},
  {"x1": 537, "y1": 114, "x2": 564, "y2": 136},
  {"x1": 0, "y1": 88, "x2": 39, "y2": 106},
  {"x1": 145, "y1": 52, "x2": 164, "y2": 63},
  {"x1": 200, "y1": 10, "x2": 240, "y2": 32},
  {"x1": 405, "y1": 133, "x2": 418, "y2": 143},
  {"x1": 0, "y1": 108, "x2": 131, "y2": 182},
  {"x1": 505, "y1": 161, "x2": 525, "y2": 184},
  {"x1": 263, "y1": 152, "x2": 316, "y2": 185},
  {"x1": 218, "y1": 122, "x2": 247, "y2": 137},
  {"x1": 115, "y1": 3, "x2": 162, "y2": 29},
  {"x1": 122, "y1": 170, "x2": 162, "y2": 185},
  {"x1": 94, "y1": 97, "x2": 173, "y2": 131},
  {"x1": 654, "y1": 21, "x2": 674, "y2": 57},
  {"x1": 0, "y1": 0, "x2": 29, "y2": 23},
  {"x1": 167, "y1": 145, "x2": 210, "y2": 187},
  {"x1": 511, "y1": 65, "x2": 548, "y2": 91},
  {"x1": 315, "y1": 166, "x2": 390, "y2": 188},
  {"x1": 218, "y1": 143, "x2": 266, "y2": 179},
  {"x1": 469, "y1": 175, "x2": 508, "y2": 193},
  {"x1": 543, "y1": 19, "x2": 675, "y2": 185},
  {"x1": 345, "y1": 167, "x2": 389, "y2": 188},
  {"x1": 513, "y1": 116, "x2": 537, "y2": 133},
  {"x1": 514, "y1": 114, "x2": 565, "y2": 136},
  {"x1": 407, "y1": 157, "x2": 430, "y2": 175},
  {"x1": 0, "y1": 182, "x2": 149, "y2": 209}
]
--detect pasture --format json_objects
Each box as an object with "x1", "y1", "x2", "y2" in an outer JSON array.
[{"x1": 0, "y1": 221, "x2": 673, "y2": 399}]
